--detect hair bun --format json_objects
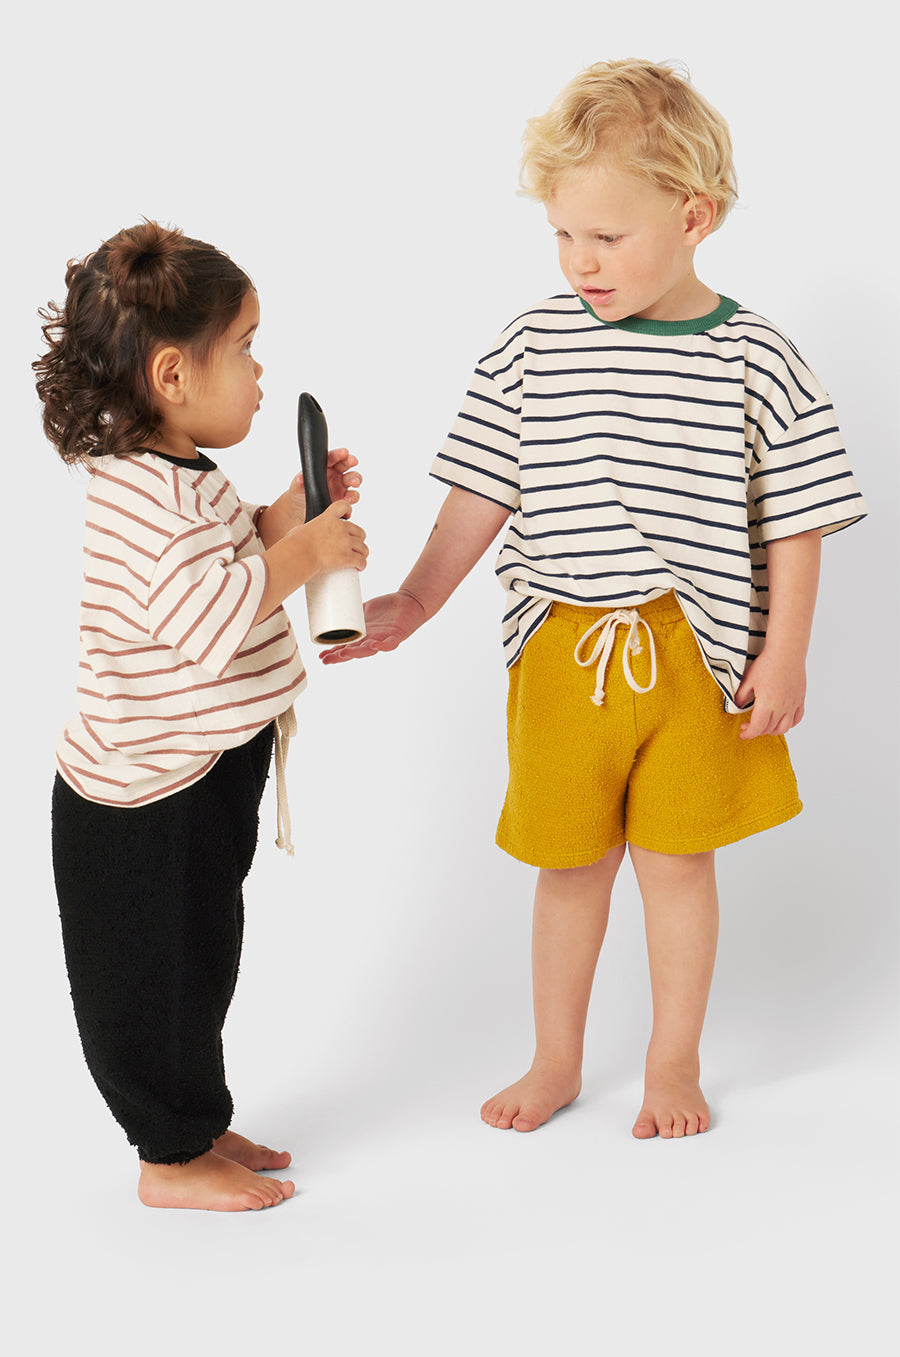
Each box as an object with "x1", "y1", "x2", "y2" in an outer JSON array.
[{"x1": 105, "y1": 221, "x2": 189, "y2": 313}]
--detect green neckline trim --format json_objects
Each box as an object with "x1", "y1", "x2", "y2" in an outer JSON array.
[{"x1": 578, "y1": 294, "x2": 739, "y2": 335}]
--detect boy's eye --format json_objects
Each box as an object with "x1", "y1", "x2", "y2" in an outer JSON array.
[{"x1": 553, "y1": 229, "x2": 621, "y2": 245}]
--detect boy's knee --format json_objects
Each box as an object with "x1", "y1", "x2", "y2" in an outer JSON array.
[
  {"x1": 628, "y1": 842, "x2": 716, "y2": 881},
  {"x1": 541, "y1": 843, "x2": 627, "y2": 883}
]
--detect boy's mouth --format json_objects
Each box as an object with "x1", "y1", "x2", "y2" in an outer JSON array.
[{"x1": 582, "y1": 287, "x2": 616, "y2": 306}]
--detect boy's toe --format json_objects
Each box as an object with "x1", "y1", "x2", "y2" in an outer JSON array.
[
  {"x1": 481, "y1": 1100, "x2": 509, "y2": 1129},
  {"x1": 511, "y1": 1109, "x2": 541, "y2": 1132},
  {"x1": 632, "y1": 1113, "x2": 658, "y2": 1139}
]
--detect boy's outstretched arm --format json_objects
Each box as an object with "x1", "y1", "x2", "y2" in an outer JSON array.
[
  {"x1": 321, "y1": 486, "x2": 511, "y2": 663},
  {"x1": 734, "y1": 527, "x2": 822, "y2": 739}
]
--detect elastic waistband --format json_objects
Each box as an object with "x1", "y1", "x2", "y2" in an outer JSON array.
[{"x1": 550, "y1": 590, "x2": 684, "y2": 627}]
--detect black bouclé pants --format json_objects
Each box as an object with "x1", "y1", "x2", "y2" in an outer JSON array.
[{"x1": 51, "y1": 724, "x2": 274, "y2": 1164}]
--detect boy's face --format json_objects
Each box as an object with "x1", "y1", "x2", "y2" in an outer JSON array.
[{"x1": 548, "y1": 163, "x2": 715, "y2": 324}]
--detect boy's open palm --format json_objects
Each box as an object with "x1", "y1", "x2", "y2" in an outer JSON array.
[{"x1": 321, "y1": 591, "x2": 425, "y2": 663}]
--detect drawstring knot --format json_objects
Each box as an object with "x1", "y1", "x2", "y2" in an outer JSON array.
[{"x1": 574, "y1": 609, "x2": 657, "y2": 706}]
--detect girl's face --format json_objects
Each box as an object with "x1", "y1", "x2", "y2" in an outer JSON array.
[
  {"x1": 185, "y1": 290, "x2": 263, "y2": 451},
  {"x1": 548, "y1": 163, "x2": 715, "y2": 324},
  {"x1": 152, "y1": 290, "x2": 263, "y2": 459}
]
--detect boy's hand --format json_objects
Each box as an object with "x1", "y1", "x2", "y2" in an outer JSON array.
[
  {"x1": 320, "y1": 591, "x2": 426, "y2": 663},
  {"x1": 734, "y1": 648, "x2": 806, "y2": 740},
  {"x1": 319, "y1": 486, "x2": 509, "y2": 664}
]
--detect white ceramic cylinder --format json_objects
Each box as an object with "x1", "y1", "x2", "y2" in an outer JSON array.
[{"x1": 304, "y1": 568, "x2": 366, "y2": 645}]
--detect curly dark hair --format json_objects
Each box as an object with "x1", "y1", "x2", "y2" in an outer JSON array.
[{"x1": 34, "y1": 220, "x2": 253, "y2": 464}]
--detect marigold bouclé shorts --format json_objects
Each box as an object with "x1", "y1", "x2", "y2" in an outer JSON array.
[{"x1": 496, "y1": 593, "x2": 802, "y2": 868}]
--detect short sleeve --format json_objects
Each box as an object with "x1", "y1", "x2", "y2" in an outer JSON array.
[
  {"x1": 748, "y1": 398, "x2": 867, "y2": 543},
  {"x1": 431, "y1": 364, "x2": 522, "y2": 511},
  {"x1": 147, "y1": 519, "x2": 268, "y2": 678}
]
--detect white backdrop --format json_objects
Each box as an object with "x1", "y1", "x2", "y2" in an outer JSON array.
[{"x1": 3, "y1": 3, "x2": 897, "y2": 1355}]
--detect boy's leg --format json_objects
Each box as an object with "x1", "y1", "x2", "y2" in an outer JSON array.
[
  {"x1": 481, "y1": 844, "x2": 626, "y2": 1131},
  {"x1": 628, "y1": 844, "x2": 718, "y2": 1138}
]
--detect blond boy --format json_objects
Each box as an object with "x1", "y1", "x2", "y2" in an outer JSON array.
[{"x1": 325, "y1": 61, "x2": 865, "y2": 1137}]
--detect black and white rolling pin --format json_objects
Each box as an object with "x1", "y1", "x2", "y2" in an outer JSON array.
[{"x1": 297, "y1": 392, "x2": 366, "y2": 645}]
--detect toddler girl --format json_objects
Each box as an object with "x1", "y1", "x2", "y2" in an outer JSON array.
[{"x1": 36, "y1": 221, "x2": 367, "y2": 1209}]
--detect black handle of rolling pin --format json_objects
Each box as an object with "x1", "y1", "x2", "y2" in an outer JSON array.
[{"x1": 297, "y1": 392, "x2": 331, "y2": 522}]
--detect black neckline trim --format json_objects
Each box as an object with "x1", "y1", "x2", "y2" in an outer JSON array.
[{"x1": 134, "y1": 447, "x2": 218, "y2": 471}]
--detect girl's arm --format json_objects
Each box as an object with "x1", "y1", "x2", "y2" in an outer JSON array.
[
  {"x1": 254, "y1": 501, "x2": 367, "y2": 625},
  {"x1": 253, "y1": 448, "x2": 366, "y2": 626},
  {"x1": 321, "y1": 486, "x2": 511, "y2": 663},
  {"x1": 734, "y1": 527, "x2": 822, "y2": 739}
]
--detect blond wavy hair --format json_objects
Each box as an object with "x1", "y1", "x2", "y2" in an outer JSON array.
[{"x1": 520, "y1": 59, "x2": 737, "y2": 230}]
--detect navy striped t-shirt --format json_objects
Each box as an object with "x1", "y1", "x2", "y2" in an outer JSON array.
[{"x1": 431, "y1": 293, "x2": 866, "y2": 711}]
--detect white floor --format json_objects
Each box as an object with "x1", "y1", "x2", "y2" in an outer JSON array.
[
  {"x1": 7, "y1": 1055, "x2": 897, "y2": 1357},
  {"x1": 5, "y1": 835, "x2": 897, "y2": 1357}
]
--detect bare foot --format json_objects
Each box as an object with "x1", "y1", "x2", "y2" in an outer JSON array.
[
  {"x1": 212, "y1": 1130, "x2": 292, "y2": 1172},
  {"x1": 481, "y1": 1059, "x2": 582, "y2": 1132},
  {"x1": 138, "y1": 1150, "x2": 295, "y2": 1211},
  {"x1": 632, "y1": 1057, "x2": 710, "y2": 1139}
]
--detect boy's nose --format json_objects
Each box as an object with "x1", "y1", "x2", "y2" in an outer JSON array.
[{"x1": 572, "y1": 246, "x2": 599, "y2": 275}]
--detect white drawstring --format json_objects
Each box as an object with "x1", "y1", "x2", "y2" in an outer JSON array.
[
  {"x1": 273, "y1": 705, "x2": 297, "y2": 854},
  {"x1": 574, "y1": 609, "x2": 657, "y2": 706}
]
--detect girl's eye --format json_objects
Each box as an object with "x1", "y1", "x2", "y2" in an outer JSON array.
[
  {"x1": 554, "y1": 230, "x2": 571, "y2": 241},
  {"x1": 597, "y1": 235, "x2": 621, "y2": 245}
]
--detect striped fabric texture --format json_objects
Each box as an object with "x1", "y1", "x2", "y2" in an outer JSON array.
[
  {"x1": 431, "y1": 294, "x2": 866, "y2": 710},
  {"x1": 57, "y1": 451, "x2": 307, "y2": 805}
]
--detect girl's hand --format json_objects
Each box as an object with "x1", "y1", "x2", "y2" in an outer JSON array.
[
  {"x1": 288, "y1": 500, "x2": 368, "y2": 578},
  {"x1": 734, "y1": 649, "x2": 806, "y2": 740},
  {"x1": 320, "y1": 591, "x2": 426, "y2": 663},
  {"x1": 252, "y1": 501, "x2": 367, "y2": 626},
  {"x1": 288, "y1": 447, "x2": 362, "y2": 522},
  {"x1": 324, "y1": 447, "x2": 362, "y2": 511},
  {"x1": 258, "y1": 449, "x2": 362, "y2": 546}
]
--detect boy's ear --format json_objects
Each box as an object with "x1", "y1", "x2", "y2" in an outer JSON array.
[
  {"x1": 148, "y1": 345, "x2": 189, "y2": 407},
  {"x1": 684, "y1": 194, "x2": 717, "y2": 243}
]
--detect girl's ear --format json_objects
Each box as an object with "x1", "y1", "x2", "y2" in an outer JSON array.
[
  {"x1": 683, "y1": 194, "x2": 717, "y2": 243},
  {"x1": 149, "y1": 345, "x2": 189, "y2": 407}
]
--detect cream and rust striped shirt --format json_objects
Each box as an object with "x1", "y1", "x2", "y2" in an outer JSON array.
[
  {"x1": 57, "y1": 450, "x2": 307, "y2": 806},
  {"x1": 431, "y1": 294, "x2": 867, "y2": 711}
]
